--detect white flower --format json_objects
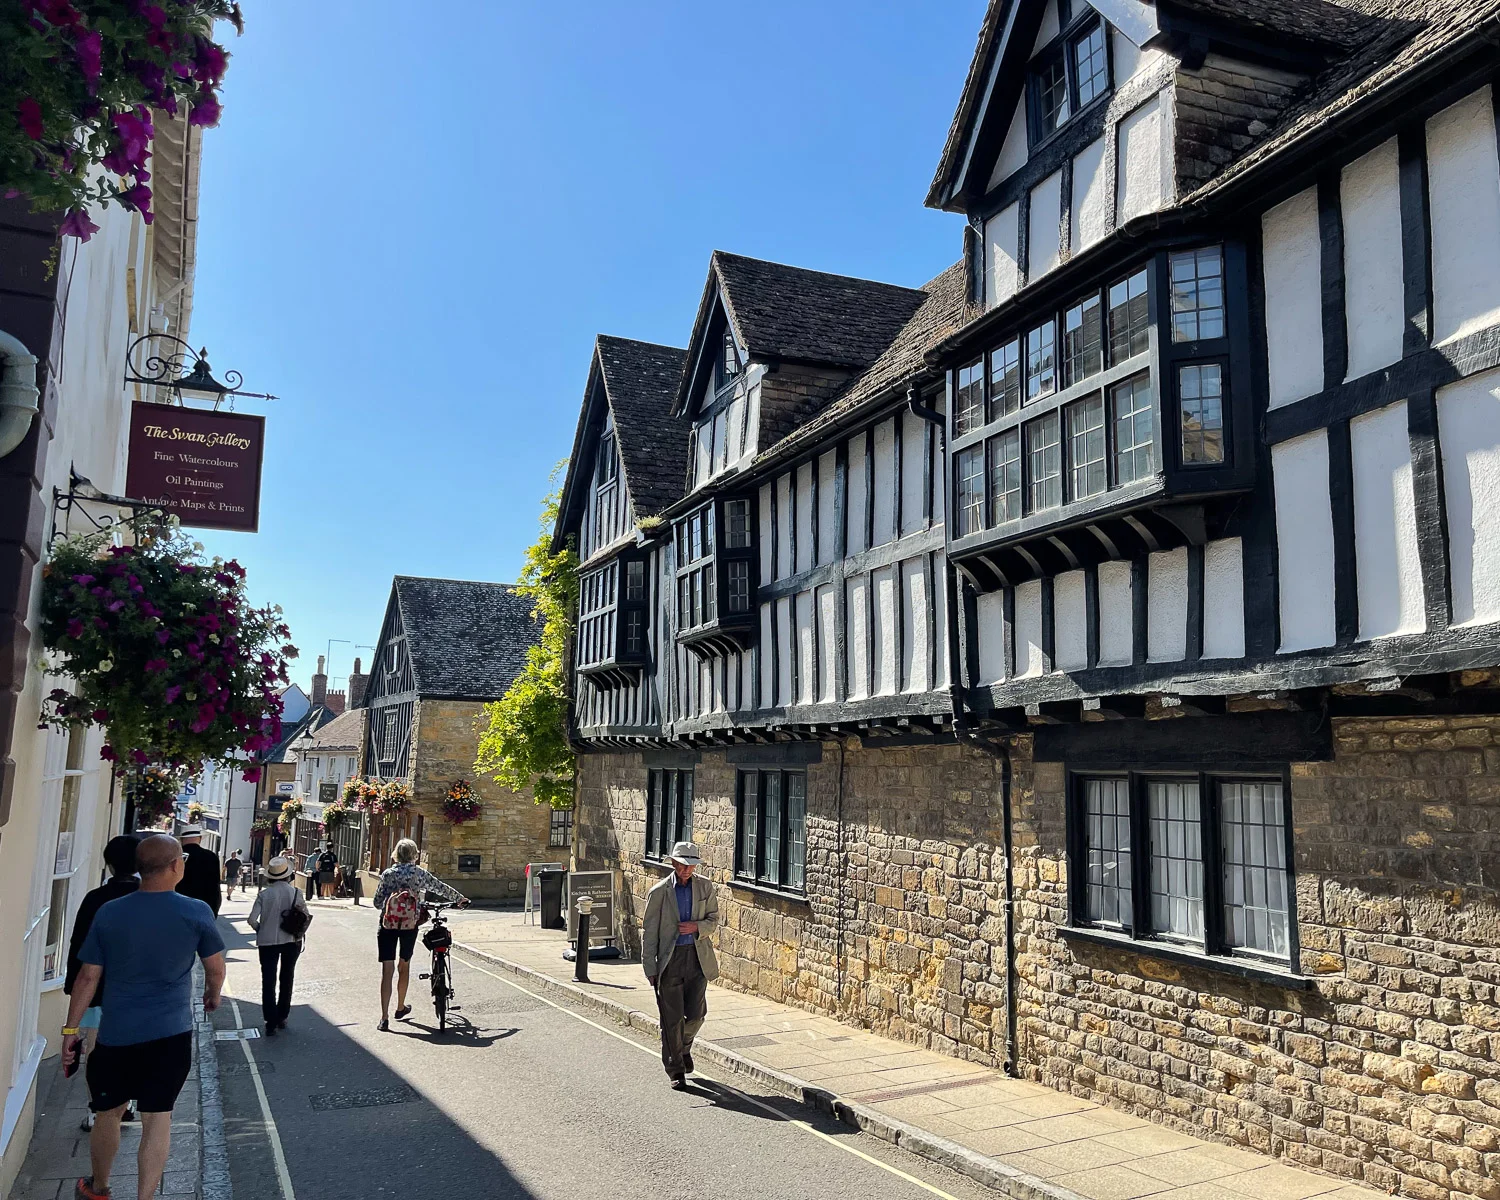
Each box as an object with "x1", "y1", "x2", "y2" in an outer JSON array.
[
  {"x1": 186, "y1": 692, "x2": 196, "y2": 701},
  {"x1": 98, "y1": 659, "x2": 113, "y2": 672},
  {"x1": 172, "y1": 649, "x2": 182, "y2": 659},
  {"x1": 192, "y1": 542, "x2": 204, "y2": 554},
  {"x1": 208, "y1": 634, "x2": 220, "y2": 644},
  {"x1": 182, "y1": 603, "x2": 195, "y2": 612}
]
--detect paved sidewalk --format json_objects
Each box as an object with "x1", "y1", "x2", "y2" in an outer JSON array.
[
  {"x1": 10, "y1": 990, "x2": 227, "y2": 1200},
  {"x1": 454, "y1": 911, "x2": 1384, "y2": 1200}
]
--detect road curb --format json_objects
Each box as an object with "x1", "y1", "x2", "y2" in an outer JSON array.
[
  {"x1": 453, "y1": 942, "x2": 1086, "y2": 1200},
  {"x1": 196, "y1": 977, "x2": 233, "y2": 1200}
]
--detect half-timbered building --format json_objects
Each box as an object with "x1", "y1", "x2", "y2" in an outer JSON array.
[
  {"x1": 564, "y1": 4, "x2": 1500, "y2": 1195},
  {"x1": 361, "y1": 575, "x2": 555, "y2": 898}
]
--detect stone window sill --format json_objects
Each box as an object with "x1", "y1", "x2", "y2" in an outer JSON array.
[
  {"x1": 1059, "y1": 925, "x2": 1314, "y2": 990},
  {"x1": 729, "y1": 877, "x2": 811, "y2": 907},
  {"x1": 639, "y1": 857, "x2": 673, "y2": 872}
]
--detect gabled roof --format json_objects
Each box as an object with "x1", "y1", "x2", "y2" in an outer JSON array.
[
  {"x1": 289, "y1": 706, "x2": 364, "y2": 755},
  {"x1": 259, "y1": 703, "x2": 334, "y2": 765},
  {"x1": 750, "y1": 261, "x2": 972, "y2": 470},
  {"x1": 674, "y1": 251, "x2": 929, "y2": 413},
  {"x1": 391, "y1": 576, "x2": 539, "y2": 701}
]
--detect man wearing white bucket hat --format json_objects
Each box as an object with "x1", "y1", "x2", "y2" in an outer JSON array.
[{"x1": 641, "y1": 840, "x2": 718, "y2": 1089}]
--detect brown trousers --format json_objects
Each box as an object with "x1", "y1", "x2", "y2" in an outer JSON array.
[{"x1": 655, "y1": 942, "x2": 707, "y2": 1078}]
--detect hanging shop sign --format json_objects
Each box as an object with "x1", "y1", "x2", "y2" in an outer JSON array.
[{"x1": 125, "y1": 402, "x2": 265, "y2": 532}]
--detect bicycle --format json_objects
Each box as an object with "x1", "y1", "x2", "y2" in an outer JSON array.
[{"x1": 418, "y1": 896, "x2": 459, "y2": 1031}]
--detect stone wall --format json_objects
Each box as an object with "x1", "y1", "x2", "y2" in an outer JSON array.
[
  {"x1": 410, "y1": 698, "x2": 554, "y2": 901},
  {"x1": 1011, "y1": 716, "x2": 1500, "y2": 1200},
  {"x1": 576, "y1": 737, "x2": 1013, "y2": 1065}
]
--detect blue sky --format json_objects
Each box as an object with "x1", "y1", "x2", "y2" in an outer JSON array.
[{"x1": 190, "y1": 1, "x2": 984, "y2": 694}]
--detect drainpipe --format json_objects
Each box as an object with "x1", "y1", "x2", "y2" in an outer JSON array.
[{"x1": 0, "y1": 329, "x2": 40, "y2": 459}]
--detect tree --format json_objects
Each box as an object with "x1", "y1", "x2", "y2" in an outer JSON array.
[{"x1": 474, "y1": 474, "x2": 578, "y2": 810}]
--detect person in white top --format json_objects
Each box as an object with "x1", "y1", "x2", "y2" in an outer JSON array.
[{"x1": 247, "y1": 857, "x2": 312, "y2": 1036}]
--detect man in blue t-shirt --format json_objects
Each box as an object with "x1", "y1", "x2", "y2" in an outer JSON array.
[{"x1": 63, "y1": 833, "x2": 226, "y2": 1200}]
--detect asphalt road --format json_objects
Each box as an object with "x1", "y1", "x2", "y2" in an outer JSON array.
[{"x1": 208, "y1": 891, "x2": 996, "y2": 1200}]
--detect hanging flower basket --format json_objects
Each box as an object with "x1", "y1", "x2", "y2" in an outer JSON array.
[
  {"x1": 442, "y1": 779, "x2": 481, "y2": 825},
  {"x1": 250, "y1": 817, "x2": 275, "y2": 835},
  {"x1": 38, "y1": 515, "x2": 297, "y2": 779},
  {"x1": 0, "y1": 1, "x2": 240, "y2": 240},
  {"x1": 128, "y1": 768, "x2": 180, "y2": 828},
  {"x1": 342, "y1": 776, "x2": 380, "y2": 810},
  {"x1": 322, "y1": 797, "x2": 352, "y2": 830},
  {"x1": 375, "y1": 779, "x2": 410, "y2": 826},
  {"x1": 185, "y1": 800, "x2": 204, "y2": 823},
  {"x1": 276, "y1": 795, "x2": 303, "y2": 835}
]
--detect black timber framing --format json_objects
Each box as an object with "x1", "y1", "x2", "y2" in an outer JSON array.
[
  {"x1": 1407, "y1": 387, "x2": 1453, "y2": 631},
  {"x1": 1033, "y1": 710, "x2": 1329, "y2": 764},
  {"x1": 1398, "y1": 128, "x2": 1433, "y2": 356},
  {"x1": 1317, "y1": 174, "x2": 1348, "y2": 391},
  {"x1": 1130, "y1": 558, "x2": 1148, "y2": 666},
  {"x1": 1083, "y1": 563, "x2": 1101, "y2": 668},
  {"x1": 1184, "y1": 543, "x2": 1204, "y2": 663},
  {"x1": 1327, "y1": 419, "x2": 1359, "y2": 645}
]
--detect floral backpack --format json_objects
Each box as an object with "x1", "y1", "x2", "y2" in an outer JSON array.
[{"x1": 381, "y1": 888, "x2": 421, "y2": 931}]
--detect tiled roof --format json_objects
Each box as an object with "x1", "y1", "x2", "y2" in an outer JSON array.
[
  {"x1": 595, "y1": 335, "x2": 690, "y2": 518},
  {"x1": 290, "y1": 706, "x2": 364, "y2": 754},
  {"x1": 393, "y1": 576, "x2": 540, "y2": 701},
  {"x1": 259, "y1": 704, "x2": 333, "y2": 765},
  {"x1": 926, "y1": 0, "x2": 1010, "y2": 210},
  {"x1": 713, "y1": 251, "x2": 928, "y2": 370},
  {"x1": 751, "y1": 262, "x2": 972, "y2": 468},
  {"x1": 1165, "y1": 0, "x2": 1384, "y2": 48}
]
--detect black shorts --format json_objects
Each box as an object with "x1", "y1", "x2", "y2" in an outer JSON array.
[
  {"x1": 86, "y1": 1031, "x2": 193, "y2": 1114},
  {"x1": 377, "y1": 927, "x2": 419, "y2": 962}
]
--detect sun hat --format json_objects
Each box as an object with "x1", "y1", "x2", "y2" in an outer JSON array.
[
  {"x1": 265, "y1": 857, "x2": 295, "y2": 882},
  {"x1": 178, "y1": 824, "x2": 203, "y2": 838},
  {"x1": 669, "y1": 841, "x2": 701, "y2": 866}
]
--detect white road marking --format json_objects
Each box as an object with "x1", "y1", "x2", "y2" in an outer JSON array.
[
  {"x1": 224, "y1": 991, "x2": 298, "y2": 1200},
  {"x1": 452, "y1": 953, "x2": 966, "y2": 1200}
]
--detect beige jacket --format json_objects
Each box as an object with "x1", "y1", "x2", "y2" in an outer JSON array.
[{"x1": 641, "y1": 871, "x2": 719, "y2": 982}]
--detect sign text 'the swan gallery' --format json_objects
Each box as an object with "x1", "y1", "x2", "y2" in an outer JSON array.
[{"x1": 125, "y1": 402, "x2": 266, "y2": 532}]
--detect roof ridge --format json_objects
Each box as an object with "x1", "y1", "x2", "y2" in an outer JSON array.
[{"x1": 712, "y1": 248, "x2": 928, "y2": 296}]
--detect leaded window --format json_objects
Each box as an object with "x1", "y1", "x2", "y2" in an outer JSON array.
[
  {"x1": 988, "y1": 339, "x2": 1021, "y2": 421},
  {"x1": 1026, "y1": 320, "x2": 1057, "y2": 403},
  {"x1": 1067, "y1": 395, "x2": 1106, "y2": 499},
  {"x1": 1108, "y1": 269, "x2": 1151, "y2": 362},
  {"x1": 1062, "y1": 295, "x2": 1103, "y2": 388},
  {"x1": 1113, "y1": 374, "x2": 1154, "y2": 485},
  {"x1": 1083, "y1": 778, "x2": 1132, "y2": 927},
  {"x1": 1149, "y1": 780, "x2": 1204, "y2": 943},
  {"x1": 1035, "y1": 55, "x2": 1070, "y2": 138},
  {"x1": 727, "y1": 560, "x2": 751, "y2": 614},
  {"x1": 646, "y1": 769, "x2": 694, "y2": 860},
  {"x1": 736, "y1": 769, "x2": 806, "y2": 893},
  {"x1": 1025, "y1": 412, "x2": 1061, "y2": 512},
  {"x1": 1072, "y1": 21, "x2": 1109, "y2": 108},
  {"x1": 957, "y1": 446, "x2": 985, "y2": 536},
  {"x1": 725, "y1": 499, "x2": 751, "y2": 548},
  {"x1": 988, "y1": 429, "x2": 1022, "y2": 525},
  {"x1": 1170, "y1": 247, "x2": 1225, "y2": 342},
  {"x1": 955, "y1": 358, "x2": 985, "y2": 435},
  {"x1": 1220, "y1": 782, "x2": 1291, "y2": 956},
  {"x1": 1179, "y1": 363, "x2": 1225, "y2": 465}
]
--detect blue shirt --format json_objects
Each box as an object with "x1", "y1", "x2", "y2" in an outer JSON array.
[
  {"x1": 80, "y1": 890, "x2": 225, "y2": 1046},
  {"x1": 674, "y1": 882, "x2": 694, "y2": 946}
]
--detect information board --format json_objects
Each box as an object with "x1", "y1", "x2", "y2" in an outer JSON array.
[
  {"x1": 125, "y1": 401, "x2": 265, "y2": 532},
  {"x1": 566, "y1": 870, "x2": 616, "y2": 947}
]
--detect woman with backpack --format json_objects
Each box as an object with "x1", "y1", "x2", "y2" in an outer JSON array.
[
  {"x1": 371, "y1": 838, "x2": 468, "y2": 1031},
  {"x1": 247, "y1": 857, "x2": 313, "y2": 1035}
]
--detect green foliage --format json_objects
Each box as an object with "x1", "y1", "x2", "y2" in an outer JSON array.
[{"x1": 475, "y1": 474, "x2": 578, "y2": 811}]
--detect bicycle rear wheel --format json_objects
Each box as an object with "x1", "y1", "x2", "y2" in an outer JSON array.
[{"x1": 432, "y1": 956, "x2": 448, "y2": 1031}]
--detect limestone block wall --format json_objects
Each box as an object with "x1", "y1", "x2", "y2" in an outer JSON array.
[
  {"x1": 1011, "y1": 716, "x2": 1500, "y2": 1200},
  {"x1": 576, "y1": 738, "x2": 1013, "y2": 1065},
  {"x1": 410, "y1": 698, "x2": 553, "y2": 901}
]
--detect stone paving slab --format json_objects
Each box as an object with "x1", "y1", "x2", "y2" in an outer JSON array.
[{"x1": 454, "y1": 910, "x2": 1389, "y2": 1200}]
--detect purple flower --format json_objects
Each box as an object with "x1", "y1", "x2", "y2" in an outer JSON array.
[
  {"x1": 99, "y1": 745, "x2": 117, "y2": 762},
  {"x1": 144, "y1": 658, "x2": 168, "y2": 672},
  {"x1": 71, "y1": 573, "x2": 95, "y2": 585},
  {"x1": 193, "y1": 38, "x2": 228, "y2": 84},
  {"x1": 36, "y1": 0, "x2": 80, "y2": 28},
  {"x1": 177, "y1": 564, "x2": 197, "y2": 573},
  {"x1": 107, "y1": 600, "x2": 125, "y2": 613},
  {"x1": 137, "y1": 2, "x2": 167, "y2": 28},
  {"x1": 189, "y1": 90, "x2": 221, "y2": 128},
  {"x1": 16, "y1": 98, "x2": 43, "y2": 141},
  {"x1": 117, "y1": 183, "x2": 153, "y2": 224},
  {"x1": 91, "y1": 708, "x2": 108, "y2": 722},
  {"x1": 156, "y1": 629, "x2": 170, "y2": 644},
  {"x1": 59, "y1": 207, "x2": 99, "y2": 241},
  {"x1": 241, "y1": 767, "x2": 261, "y2": 783},
  {"x1": 74, "y1": 29, "x2": 102, "y2": 84},
  {"x1": 113, "y1": 108, "x2": 153, "y2": 164},
  {"x1": 93, "y1": 616, "x2": 109, "y2": 630},
  {"x1": 66, "y1": 618, "x2": 85, "y2": 638},
  {"x1": 164, "y1": 685, "x2": 182, "y2": 703}
]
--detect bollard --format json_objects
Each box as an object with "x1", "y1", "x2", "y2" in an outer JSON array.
[{"x1": 574, "y1": 894, "x2": 594, "y2": 983}]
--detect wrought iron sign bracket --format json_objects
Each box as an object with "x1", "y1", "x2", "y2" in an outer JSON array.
[
  {"x1": 50, "y1": 468, "x2": 163, "y2": 549},
  {"x1": 124, "y1": 333, "x2": 277, "y2": 409}
]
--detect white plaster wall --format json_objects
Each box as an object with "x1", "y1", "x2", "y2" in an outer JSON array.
[
  {"x1": 758, "y1": 482, "x2": 774, "y2": 580},
  {"x1": 1438, "y1": 367, "x2": 1500, "y2": 626},
  {"x1": 985, "y1": 203, "x2": 1020, "y2": 310},
  {"x1": 744, "y1": 383, "x2": 761, "y2": 459},
  {"x1": 796, "y1": 591, "x2": 815, "y2": 706},
  {"x1": 873, "y1": 567, "x2": 897, "y2": 695},
  {"x1": 1016, "y1": 580, "x2": 1046, "y2": 678},
  {"x1": 1029, "y1": 170, "x2": 1064, "y2": 281},
  {"x1": 775, "y1": 472, "x2": 793, "y2": 580},
  {"x1": 1273, "y1": 430, "x2": 1338, "y2": 651},
  {"x1": 871, "y1": 419, "x2": 896, "y2": 546},
  {"x1": 816, "y1": 451, "x2": 838, "y2": 566},
  {"x1": 846, "y1": 577, "x2": 870, "y2": 700},
  {"x1": 795, "y1": 462, "x2": 815, "y2": 574},
  {"x1": 1116, "y1": 95, "x2": 1169, "y2": 225},
  {"x1": 726, "y1": 394, "x2": 747, "y2": 466},
  {"x1": 775, "y1": 595, "x2": 793, "y2": 704},
  {"x1": 846, "y1": 431, "x2": 869, "y2": 555},
  {"x1": 931, "y1": 413, "x2": 947, "y2": 526},
  {"x1": 1352, "y1": 401, "x2": 1426, "y2": 639},
  {"x1": 1035, "y1": 0, "x2": 1060, "y2": 47},
  {"x1": 900, "y1": 411, "x2": 926, "y2": 537},
  {"x1": 901, "y1": 559, "x2": 929, "y2": 692},
  {"x1": 1097, "y1": 560, "x2": 1134, "y2": 666},
  {"x1": 976, "y1": 591, "x2": 1007, "y2": 684},
  {"x1": 1072, "y1": 137, "x2": 1110, "y2": 254},
  {"x1": 759, "y1": 603, "x2": 774, "y2": 703},
  {"x1": 1340, "y1": 138, "x2": 1404, "y2": 381},
  {"x1": 1263, "y1": 186, "x2": 1324, "y2": 409},
  {"x1": 1147, "y1": 547, "x2": 1188, "y2": 663},
  {"x1": 1054, "y1": 570, "x2": 1088, "y2": 671},
  {"x1": 816, "y1": 584, "x2": 837, "y2": 703},
  {"x1": 933, "y1": 552, "x2": 950, "y2": 689},
  {"x1": 1111, "y1": 27, "x2": 1165, "y2": 86},
  {"x1": 990, "y1": 104, "x2": 1029, "y2": 190},
  {"x1": 1427, "y1": 86, "x2": 1500, "y2": 345},
  {"x1": 1202, "y1": 537, "x2": 1246, "y2": 660}
]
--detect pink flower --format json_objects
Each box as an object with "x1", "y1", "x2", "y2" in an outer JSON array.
[
  {"x1": 17, "y1": 97, "x2": 43, "y2": 140},
  {"x1": 188, "y1": 90, "x2": 221, "y2": 128},
  {"x1": 112, "y1": 108, "x2": 153, "y2": 165},
  {"x1": 74, "y1": 29, "x2": 102, "y2": 84},
  {"x1": 164, "y1": 685, "x2": 182, "y2": 703},
  {"x1": 99, "y1": 744, "x2": 117, "y2": 761},
  {"x1": 36, "y1": 0, "x2": 80, "y2": 28},
  {"x1": 66, "y1": 618, "x2": 85, "y2": 637},
  {"x1": 107, "y1": 600, "x2": 125, "y2": 612},
  {"x1": 71, "y1": 573, "x2": 94, "y2": 585},
  {"x1": 241, "y1": 767, "x2": 261, "y2": 783},
  {"x1": 59, "y1": 209, "x2": 99, "y2": 241},
  {"x1": 156, "y1": 629, "x2": 170, "y2": 644},
  {"x1": 91, "y1": 708, "x2": 108, "y2": 722},
  {"x1": 137, "y1": 2, "x2": 167, "y2": 28},
  {"x1": 177, "y1": 564, "x2": 196, "y2": 573}
]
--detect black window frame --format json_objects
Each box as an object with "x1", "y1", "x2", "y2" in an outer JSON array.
[
  {"x1": 579, "y1": 552, "x2": 650, "y2": 670},
  {"x1": 1065, "y1": 767, "x2": 1298, "y2": 971},
  {"x1": 645, "y1": 768, "x2": 694, "y2": 862},
  {"x1": 549, "y1": 806, "x2": 574, "y2": 848},
  {"x1": 955, "y1": 357, "x2": 985, "y2": 435},
  {"x1": 956, "y1": 445, "x2": 985, "y2": 536},
  {"x1": 734, "y1": 768, "x2": 807, "y2": 894},
  {"x1": 1027, "y1": 7, "x2": 1111, "y2": 148},
  {"x1": 672, "y1": 495, "x2": 758, "y2": 646},
  {"x1": 1177, "y1": 358, "x2": 1228, "y2": 467}
]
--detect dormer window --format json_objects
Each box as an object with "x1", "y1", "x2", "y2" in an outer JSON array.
[
  {"x1": 673, "y1": 496, "x2": 757, "y2": 657},
  {"x1": 596, "y1": 432, "x2": 618, "y2": 486},
  {"x1": 715, "y1": 329, "x2": 740, "y2": 392},
  {"x1": 577, "y1": 552, "x2": 651, "y2": 686},
  {"x1": 1028, "y1": 12, "x2": 1110, "y2": 145}
]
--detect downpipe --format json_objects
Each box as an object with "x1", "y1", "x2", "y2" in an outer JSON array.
[{"x1": 0, "y1": 328, "x2": 40, "y2": 460}]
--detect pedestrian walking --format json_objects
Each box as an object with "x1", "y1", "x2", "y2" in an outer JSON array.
[
  {"x1": 317, "y1": 843, "x2": 338, "y2": 899},
  {"x1": 641, "y1": 841, "x2": 718, "y2": 1090},
  {"x1": 371, "y1": 838, "x2": 468, "y2": 1031},
  {"x1": 246, "y1": 856, "x2": 312, "y2": 1036},
  {"x1": 223, "y1": 849, "x2": 243, "y2": 899},
  {"x1": 65, "y1": 835, "x2": 141, "y2": 1132},
  {"x1": 303, "y1": 846, "x2": 319, "y2": 900},
  {"x1": 63, "y1": 834, "x2": 226, "y2": 1200},
  {"x1": 174, "y1": 825, "x2": 222, "y2": 916}
]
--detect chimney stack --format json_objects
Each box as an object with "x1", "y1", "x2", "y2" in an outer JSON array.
[
  {"x1": 311, "y1": 654, "x2": 327, "y2": 707},
  {"x1": 325, "y1": 688, "x2": 346, "y2": 715},
  {"x1": 348, "y1": 656, "x2": 369, "y2": 709}
]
